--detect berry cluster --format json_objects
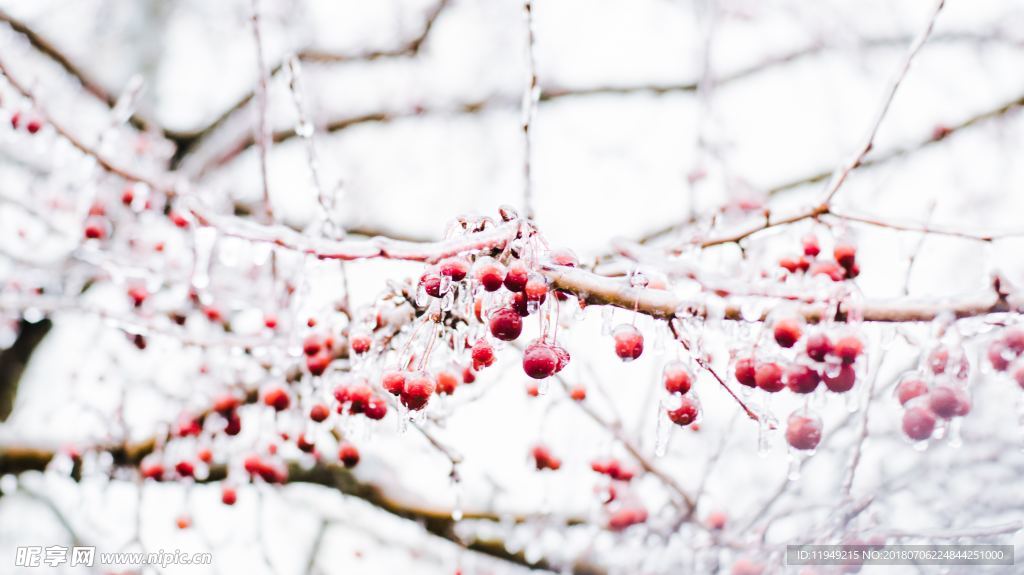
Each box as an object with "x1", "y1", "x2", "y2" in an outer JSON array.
[
  {"x1": 895, "y1": 343, "x2": 972, "y2": 442},
  {"x1": 778, "y1": 233, "x2": 860, "y2": 282}
]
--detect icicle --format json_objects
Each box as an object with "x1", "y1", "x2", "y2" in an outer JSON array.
[
  {"x1": 601, "y1": 306, "x2": 614, "y2": 335},
  {"x1": 654, "y1": 400, "x2": 673, "y2": 457},
  {"x1": 786, "y1": 450, "x2": 803, "y2": 482}
]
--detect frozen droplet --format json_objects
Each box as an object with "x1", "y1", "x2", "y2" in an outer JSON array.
[
  {"x1": 786, "y1": 452, "x2": 802, "y2": 481},
  {"x1": 654, "y1": 401, "x2": 673, "y2": 457}
]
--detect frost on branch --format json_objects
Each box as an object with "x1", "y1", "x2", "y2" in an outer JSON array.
[{"x1": 2, "y1": 1, "x2": 1024, "y2": 574}]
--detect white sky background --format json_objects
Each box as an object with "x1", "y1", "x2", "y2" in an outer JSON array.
[{"x1": 1, "y1": 0, "x2": 1024, "y2": 574}]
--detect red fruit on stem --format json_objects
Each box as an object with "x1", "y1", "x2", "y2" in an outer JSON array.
[
  {"x1": 436, "y1": 370, "x2": 460, "y2": 395},
  {"x1": 551, "y1": 344, "x2": 571, "y2": 372},
  {"x1": 833, "y1": 336, "x2": 863, "y2": 364},
  {"x1": 531, "y1": 445, "x2": 561, "y2": 471},
  {"x1": 805, "y1": 332, "x2": 832, "y2": 362},
  {"x1": 896, "y1": 378, "x2": 928, "y2": 406},
  {"x1": 608, "y1": 507, "x2": 648, "y2": 531},
  {"x1": 823, "y1": 364, "x2": 856, "y2": 393},
  {"x1": 263, "y1": 387, "x2": 290, "y2": 411},
  {"x1": 734, "y1": 357, "x2": 757, "y2": 387},
  {"x1": 785, "y1": 412, "x2": 822, "y2": 451},
  {"x1": 663, "y1": 361, "x2": 693, "y2": 395},
  {"x1": 309, "y1": 403, "x2": 330, "y2": 423},
  {"x1": 489, "y1": 307, "x2": 523, "y2": 341},
  {"x1": 401, "y1": 372, "x2": 435, "y2": 410},
  {"x1": 303, "y1": 335, "x2": 322, "y2": 356},
  {"x1": 785, "y1": 364, "x2": 820, "y2": 394},
  {"x1": 1013, "y1": 365, "x2": 1024, "y2": 390},
  {"x1": 503, "y1": 261, "x2": 530, "y2": 292},
  {"x1": 127, "y1": 285, "x2": 148, "y2": 307},
  {"x1": 802, "y1": 234, "x2": 820, "y2": 257},
  {"x1": 773, "y1": 318, "x2": 803, "y2": 348},
  {"x1": 462, "y1": 366, "x2": 476, "y2": 384},
  {"x1": 175, "y1": 460, "x2": 195, "y2": 478},
  {"x1": 987, "y1": 341, "x2": 1011, "y2": 372},
  {"x1": 141, "y1": 462, "x2": 164, "y2": 481},
  {"x1": 524, "y1": 277, "x2": 548, "y2": 302},
  {"x1": 928, "y1": 385, "x2": 970, "y2": 419},
  {"x1": 438, "y1": 257, "x2": 470, "y2": 281},
  {"x1": 667, "y1": 396, "x2": 700, "y2": 426},
  {"x1": 263, "y1": 313, "x2": 278, "y2": 329},
  {"x1": 382, "y1": 370, "x2": 406, "y2": 395},
  {"x1": 84, "y1": 219, "x2": 106, "y2": 239},
  {"x1": 834, "y1": 243, "x2": 857, "y2": 269},
  {"x1": 420, "y1": 272, "x2": 443, "y2": 298},
  {"x1": 570, "y1": 385, "x2": 586, "y2": 401},
  {"x1": 221, "y1": 486, "x2": 237, "y2": 506},
  {"x1": 1004, "y1": 329, "x2": 1024, "y2": 355},
  {"x1": 809, "y1": 260, "x2": 845, "y2": 282},
  {"x1": 471, "y1": 339, "x2": 496, "y2": 368},
  {"x1": 349, "y1": 332, "x2": 372, "y2": 355},
  {"x1": 213, "y1": 394, "x2": 240, "y2": 415},
  {"x1": 474, "y1": 260, "x2": 506, "y2": 292},
  {"x1": 523, "y1": 342, "x2": 558, "y2": 379},
  {"x1": 754, "y1": 362, "x2": 784, "y2": 393},
  {"x1": 902, "y1": 406, "x2": 936, "y2": 441},
  {"x1": 927, "y1": 346, "x2": 949, "y2": 374},
  {"x1": 338, "y1": 442, "x2": 360, "y2": 468},
  {"x1": 363, "y1": 396, "x2": 388, "y2": 420},
  {"x1": 297, "y1": 435, "x2": 316, "y2": 453},
  {"x1": 706, "y1": 511, "x2": 727, "y2": 530},
  {"x1": 307, "y1": 351, "x2": 332, "y2": 376},
  {"x1": 613, "y1": 324, "x2": 644, "y2": 361}
]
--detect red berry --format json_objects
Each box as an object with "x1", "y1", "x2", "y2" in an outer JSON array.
[
  {"x1": 175, "y1": 460, "x2": 195, "y2": 478},
  {"x1": 773, "y1": 318, "x2": 803, "y2": 348},
  {"x1": 121, "y1": 188, "x2": 135, "y2": 206},
  {"x1": 25, "y1": 118, "x2": 42, "y2": 134},
  {"x1": 805, "y1": 332, "x2": 832, "y2": 362},
  {"x1": 785, "y1": 412, "x2": 822, "y2": 451},
  {"x1": 802, "y1": 234, "x2": 820, "y2": 257},
  {"x1": 438, "y1": 257, "x2": 469, "y2": 281},
  {"x1": 489, "y1": 307, "x2": 523, "y2": 341},
  {"x1": 127, "y1": 285, "x2": 148, "y2": 307},
  {"x1": 667, "y1": 396, "x2": 700, "y2": 426},
  {"x1": 436, "y1": 370, "x2": 460, "y2": 395},
  {"x1": 779, "y1": 256, "x2": 802, "y2": 274},
  {"x1": 84, "y1": 219, "x2": 106, "y2": 239},
  {"x1": 608, "y1": 507, "x2": 648, "y2": 531},
  {"x1": 363, "y1": 396, "x2": 388, "y2": 420},
  {"x1": 198, "y1": 448, "x2": 213, "y2": 463},
  {"x1": 706, "y1": 511, "x2": 727, "y2": 530},
  {"x1": 734, "y1": 357, "x2": 757, "y2": 387},
  {"x1": 570, "y1": 385, "x2": 587, "y2": 401},
  {"x1": 401, "y1": 372, "x2": 435, "y2": 410},
  {"x1": 928, "y1": 385, "x2": 970, "y2": 419},
  {"x1": 523, "y1": 342, "x2": 558, "y2": 379},
  {"x1": 504, "y1": 261, "x2": 530, "y2": 292},
  {"x1": 420, "y1": 272, "x2": 443, "y2": 297},
  {"x1": 462, "y1": 366, "x2": 476, "y2": 384},
  {"x1": 1004, "y1": 329, "x2": 1024, "y2": 355},
  {"x1": 525, "y1": 382, "x2": 539, "y2": 397},
  {"x1": 141, "y1": 462, "x2": 164, "y2": 481},
  {"x1": 297, "y1": 434, "x2": 316, "y2": 453},
  {"x1": 382, "y1": 370, "x2": 406, "y2": 395},
  {"x1": 263, "y1": 387, "x2": 290, "y2": 411},
  {"x1": 754, "y1": 362, "x2": 784, "y2": 393},
  {"x1": 663, "y1": 361, "x2": 693, "y2": 395},
  {"x1": 834, "y1": 243, "x2": 857, "y2": 269},
  {"x1": 823, "y1": 364, "x2": 856, "y2": 393},
  {"x1": 307, "y1": 351, "x2": 332, "y2": 376},
  {"x1": 833, "y1": 336, "x2": 863, "y2": 364},
  {"x1": 224, "y1": 411, "x2": 242, "y2": 435},
  {"x1": 809, "y1": 260, "x2": 845, "y2": 281},
  {"x1": 612, "y1": 324, "x2": 644, "y2": 361},
  {"x1": 902, "y1": 406, "x2": 936, "y2": 441},
  {"x1": 213, "y1": 394, "x2": 240, "y2": 415},
  {"x1": 471, "y1": 339, "x2": 496, "y2": 368},
  {"x1": 176, "y1": 515, "x2": 192, "y2": 530},
  {"x1": 474, "y1": 260, "x2": 506, "y2": 292},
  {"x1": 531, "y1": 444, "x2": 561, "y2": 471},
  {"x1": 310, "y1": 403, "x2": 330, "y2": 422},
  {"x1": 349, "y1": 332, "x2": 372, "y2": 355},
  {"x1": 524, "y1": 277, "x2": 548, "y2": 302},
  {"x1": 221, "y1": 486, "x2": 237, "y2": 506},
  {"x1": 895, "y1": 378, "x2": 928, "y2": 406},
  {"x1": 264, "y1": 313, "x2": 278, "y2": 329},
  {"x1": 170, "y1": 212, "x2": 189, "y2": 228},
  {"x1": 338, "y1": 442, "x2": 360, "y2": 468},
  {"x1": 785, "y1": 364, "x2": 820, "y2": 394}
]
